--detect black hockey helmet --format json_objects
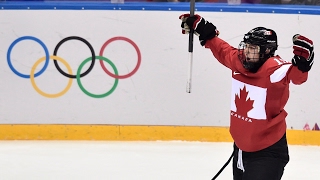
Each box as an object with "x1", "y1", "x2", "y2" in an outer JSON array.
[{"x1": 238, "y1": 27, "x2": 278, "y2": 73}]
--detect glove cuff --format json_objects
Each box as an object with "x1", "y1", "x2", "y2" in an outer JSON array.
[
  {"x1": 292, "y1": 55, "x2": 313, "y2": 72},
  {"x1": 198, "y1": 23, "x2": 218, "y2": 46}
]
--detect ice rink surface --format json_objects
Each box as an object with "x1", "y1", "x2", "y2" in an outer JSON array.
[{"x1": 0, "y1": 141, "x2": 319, "y2": 180}]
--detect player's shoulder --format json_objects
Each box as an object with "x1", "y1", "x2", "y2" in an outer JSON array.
[
  {"x1": 259, "y1": 55, "x2": 292, "y2": 75},
  {"x1": 265, "y1": 55, "x2": 291, "y2": 67}
]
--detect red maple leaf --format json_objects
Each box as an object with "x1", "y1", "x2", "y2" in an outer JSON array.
[{"x1": 235, "y1": 85, "x2": 254, "y2": 117}]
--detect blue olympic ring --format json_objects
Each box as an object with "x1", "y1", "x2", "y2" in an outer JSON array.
[{"x1": 7, "y1": 36, "x2": 50, "y2": 78}]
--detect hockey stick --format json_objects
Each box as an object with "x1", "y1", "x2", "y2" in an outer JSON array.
[
  {"x1": 186, "y1": 0, "x2": 195, "y2": 93},
  {"x1": 211, "y1": 150, "x2": 234, "y2": 180}
]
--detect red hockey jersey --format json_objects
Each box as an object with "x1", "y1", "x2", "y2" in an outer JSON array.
[{"x1": 205, "y1": 37, "x2": 308, "y2": 152}]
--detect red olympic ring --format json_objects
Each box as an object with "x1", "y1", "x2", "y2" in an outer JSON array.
[{"x1": 99, "y1": 36, "x2": 141, "y2": 79}]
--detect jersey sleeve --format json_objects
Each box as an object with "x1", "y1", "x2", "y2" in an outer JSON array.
[
  {"x1": 204, "y1": 37, "x2": 238, "y2": 69},
  {"x1": 265, "y1": 56, "x2": 308, "y2": 85},
  {"x1": 287, "y1": 66, "x2": 308, "y2": 85}
]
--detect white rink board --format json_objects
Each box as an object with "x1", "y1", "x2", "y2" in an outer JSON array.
[{"x1": 0, "y1": 10, "x2": 319, "y2": 129}]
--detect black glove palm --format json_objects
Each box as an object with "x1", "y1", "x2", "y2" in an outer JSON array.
[{"x1": 179, "y1": 14, "x2": 219, "y2": 46}]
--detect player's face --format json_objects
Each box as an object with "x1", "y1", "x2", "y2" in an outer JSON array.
[{"x1": 244, "y1": 44, "x2": 260, "y2": 62}]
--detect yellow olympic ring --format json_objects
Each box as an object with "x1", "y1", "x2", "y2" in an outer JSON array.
[{"x1": 30, "y1": 55, "x2": 73, "y2": 98}]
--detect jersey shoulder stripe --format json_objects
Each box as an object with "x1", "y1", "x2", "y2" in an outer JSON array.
[{"x1": 270, "y1": 64, "x2": 291, "y2": 83}]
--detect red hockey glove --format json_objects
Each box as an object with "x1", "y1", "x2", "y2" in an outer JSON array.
[
  {"x1": 179, "y1": 14, "x2": 219, "y2": 46},
  {"x1": 292, "y1": 34, "x2": 314, "y2": 72}
]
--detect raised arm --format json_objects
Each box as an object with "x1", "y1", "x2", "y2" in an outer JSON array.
[
  {"x1": 288, "y1": 34, "x2": 314, "y2": 84},
  {"x1": 179, "y1": 14, "x2": 237, "y2": 69}
]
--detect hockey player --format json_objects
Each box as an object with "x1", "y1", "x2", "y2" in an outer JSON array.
[{"x1": 179, "y1": 14, "x2": 314, "y2": 180}]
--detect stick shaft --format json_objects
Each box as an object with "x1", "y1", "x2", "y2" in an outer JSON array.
[
  {"x1": 188, "y1": 0, "x2": 195, "y2": 53},
  {"x1": 186, "y1": 0, "x2": 195, "y2": 93}
]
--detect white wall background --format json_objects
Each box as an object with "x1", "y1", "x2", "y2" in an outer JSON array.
[{"x1": 0, "y1": 10, "x2": 319, "y2": 129}]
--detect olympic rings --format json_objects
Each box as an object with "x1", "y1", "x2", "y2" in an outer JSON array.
[{"x1": 7, "y1": 36, "x2": 141, "y2": 98}]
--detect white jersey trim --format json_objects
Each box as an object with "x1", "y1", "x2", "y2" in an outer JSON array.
[{"x1": 270, "y1": 64, "x2": 291, "y2": 83}]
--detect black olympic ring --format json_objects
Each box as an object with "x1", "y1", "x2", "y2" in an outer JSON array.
[{"x1": 53, "y1": 36, "x2": 95, "y2": 78}]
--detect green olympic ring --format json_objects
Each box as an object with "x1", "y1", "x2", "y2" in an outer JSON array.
[{"x1": 77, "y1": 56, "x2": 118, "y2": 98}]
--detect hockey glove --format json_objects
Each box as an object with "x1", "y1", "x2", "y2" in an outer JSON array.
[
  {"x1": 292, "y1": 34, "x2": 314, "y2": 72},
  {"x1": 179, "y1": 14, "x2": 219, "y2": 46}
]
